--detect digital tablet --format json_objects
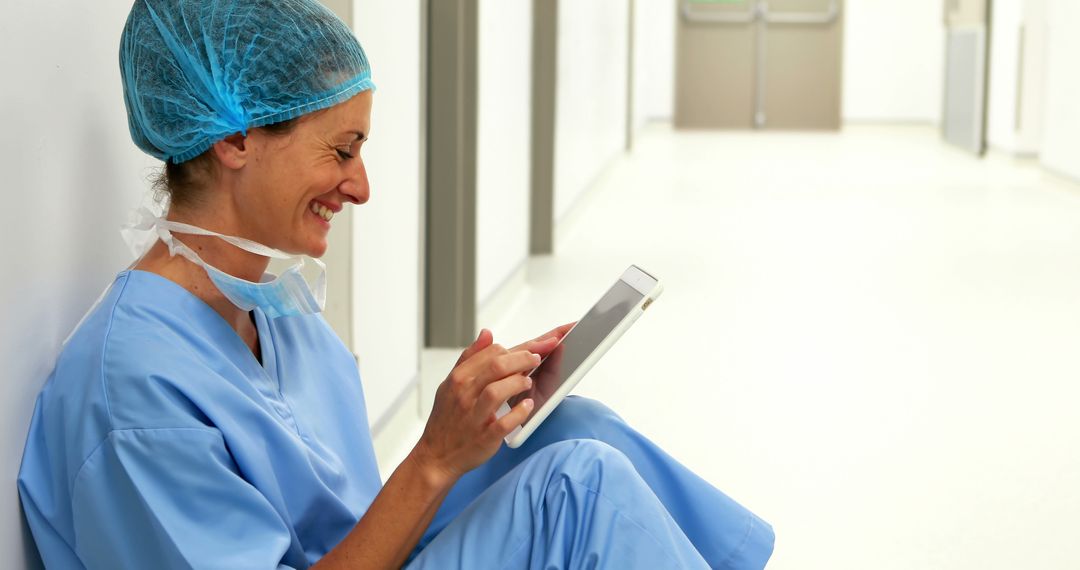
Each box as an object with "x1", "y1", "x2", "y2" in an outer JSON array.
[{"x1": 497, "y1": 265, "x2": 663, "y2": 448}]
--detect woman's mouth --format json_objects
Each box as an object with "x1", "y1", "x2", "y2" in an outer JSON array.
[{"x1": 310, "y1": 201, "x2": 334, "y2": 222}]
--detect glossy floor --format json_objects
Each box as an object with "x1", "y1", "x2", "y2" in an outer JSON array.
[{"x1": 410, "y1": 124, "x2": 1080, "y2": 569}]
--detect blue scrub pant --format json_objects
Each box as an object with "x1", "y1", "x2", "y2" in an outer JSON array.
[{"x1": 406, "y1": 397, "x2": 775, "y2": 569}]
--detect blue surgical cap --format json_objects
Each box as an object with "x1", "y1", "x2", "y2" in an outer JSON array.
[{"x1": 120, "y1": 0, "x2": 374, "y2": 164}]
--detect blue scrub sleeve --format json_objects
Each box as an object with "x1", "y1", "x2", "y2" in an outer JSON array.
[{"x1": 70, "y1": 428, "x2": 298, "y2": 570}]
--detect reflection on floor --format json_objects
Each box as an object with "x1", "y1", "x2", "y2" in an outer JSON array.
[{"x1": 409, "y1": 124, "x2": 1080, "y2": 569}]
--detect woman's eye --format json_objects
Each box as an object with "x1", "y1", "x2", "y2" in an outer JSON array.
[{"x1": 336, "y1": 148, "x2": 354, "y2": 161}]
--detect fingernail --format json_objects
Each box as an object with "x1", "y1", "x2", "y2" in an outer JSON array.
[
  {"x1": 524, "y1": 398, "x2": 534, "y2": 410},
  {"x1": 532, "y1": 353, "x2": 542, "y2": 364},
  {"x1": 475, "y1": 329, "x2": 484, "y2": 342},
  {"x1": 524, "y1": 376, "x2": 533, "y2": 388}
]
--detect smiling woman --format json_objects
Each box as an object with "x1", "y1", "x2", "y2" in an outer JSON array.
[
  {"x1": 153, "y1": 117, "x2": 299, "y2": 211},
  {"x1": 16, "y1": 0, "x2": 772, "y2": 568},
  {"x1": 146, "y1": 94, "x2": 371, "y2": 263},
  {"x1": 144, "y1": 91, "x2": 374, "y2": 261}
]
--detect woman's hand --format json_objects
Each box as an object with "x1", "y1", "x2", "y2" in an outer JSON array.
[
  {"x1": 323, "y1": 328, "x2": 547, "y2": 569},
  {"x1": 509, "y1": 321, "x2": 575, "y2": 359},
  {"x1": 328, "y1": 322, "x2": 577, "y2": 569},
  {"x1": 411, "y1": 323, "x2": 577, "y2": 486},
  {"x1": 412, "y1": 329, "x2": 541, "y2": 484}
]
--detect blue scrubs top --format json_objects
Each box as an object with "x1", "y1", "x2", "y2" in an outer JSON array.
[{"x1": 18, "y1": 270, "x2": 382, "y2": 569}]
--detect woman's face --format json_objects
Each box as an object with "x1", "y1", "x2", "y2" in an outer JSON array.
[{"x1": 234, "y1": 90, "x2": 373, "y2": 258}]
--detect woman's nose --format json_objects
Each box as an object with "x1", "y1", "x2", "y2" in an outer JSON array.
[{"x1": 338, "y1": 158, "x2": 370, "y2": 205}]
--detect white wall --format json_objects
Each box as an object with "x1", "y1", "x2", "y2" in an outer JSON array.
[
  {"x1": 476, "y1": 0, "x2": 533, "y2": 305},
  {"x1": 1016, "y1": 0, "x2": 1048, "y2": 154},
  {"x1": 555, "y1": 0, "x2": 630, "y2": 221},
  {"x1": 1015, "y1": 0, "x2": 1049, "y2": 153},
  {"x1": 352, "y1": 0, "x2": 423, "y2": 427},
  {"x1": 958, "y1": 0, "x2": 1055, "y2": 157},
  {"x1": 0, "y1": 2, "x2": 159, "y2": 566},
  {"x1": 986, "y1": 0, "x2": 1024, "y2": 152},
  {"x1": 632, "y1": 0, "x2": 676, "y2": 130},
  {"x1": 989, "y1": 0, "x2": 1045, "y2": 155},
  {"x1": 987, "y1": 0, "x2": 1047, "y2": 156},
  {"x1": 0, "y1": 2, "x2": 419, "y2": 565},
  {"x1": 842, "y1": 0, "x2": 946, "y2": 123},
  {"x1": 1039, "y1": 0, "x2": 1080, "y2": 182}
]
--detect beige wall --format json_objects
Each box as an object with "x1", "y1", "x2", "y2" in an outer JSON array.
[
  {"x1": 946, "y1": 0, "x2": 987, "y2": 26},
  {"x1": 321, "y1": 0, "x2": 353, "y2": 26}
]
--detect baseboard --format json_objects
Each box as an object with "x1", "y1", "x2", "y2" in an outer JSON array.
[
  {"x1": 841, "y1": 119, "x2": 939, "y2": 126},
  {"x1": 1043, "y1": 163, "x2": 1080, "y2": 189}
]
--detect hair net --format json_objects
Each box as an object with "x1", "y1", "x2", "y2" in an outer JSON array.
[{"x1": 120, "y1": 0, "x2": 374, "y2": 164}]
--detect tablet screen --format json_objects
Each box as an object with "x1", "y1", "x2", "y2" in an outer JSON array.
[{"x1": 509, "y1": 279, "x2": 645, "y2": 422}]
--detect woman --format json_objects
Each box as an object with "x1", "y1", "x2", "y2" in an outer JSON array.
[{"x1": 18, "y1": 0, "x2": 774, "y2": 568}]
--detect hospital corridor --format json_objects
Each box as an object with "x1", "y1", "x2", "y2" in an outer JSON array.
[
  {"x1": 3, "y1": 0, "x2": 1080, "y2": 569},
  {"x1": 418, "y1": 124, "x2": 1080, "y2": 568}
]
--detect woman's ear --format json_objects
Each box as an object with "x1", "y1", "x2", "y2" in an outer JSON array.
[{"x1": 211, "y1": 133, "x2": 249, "y2": 170}]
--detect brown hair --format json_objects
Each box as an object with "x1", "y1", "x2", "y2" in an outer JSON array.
[{"x1": 153, "y1": 118, "x2": 302, "y2": 209}]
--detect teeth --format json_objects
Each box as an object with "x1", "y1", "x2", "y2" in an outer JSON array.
[{"x1": 311, "y1": 202, "x2": 334, "y2": 222}]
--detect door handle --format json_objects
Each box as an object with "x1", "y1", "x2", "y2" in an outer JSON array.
[
  {"x1": 764, "y1": 0, "x2": 840, "y2": 25},
  {"x1": 680, "y1": 0, "x2": 758, "y2": 24}
]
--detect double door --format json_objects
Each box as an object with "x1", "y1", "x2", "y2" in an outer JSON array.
[{"x1": 675, "y1": 0, "x2": 844, "y2": 130}]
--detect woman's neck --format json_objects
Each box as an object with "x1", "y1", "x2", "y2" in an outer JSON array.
[
  {"x1": 164, "y1": 206, "x2": 271, "y2": 282},
  {"x1": 133, "y1": 210, "x2": 270, "y2": 356}
]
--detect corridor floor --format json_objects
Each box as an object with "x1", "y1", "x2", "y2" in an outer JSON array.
[{"x1": 427, "y1": 124, "x2": 1080, "y2": 569}]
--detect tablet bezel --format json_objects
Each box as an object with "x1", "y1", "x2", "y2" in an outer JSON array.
[{"x1": 499, "y1": 264, "x2": 662, "y2": 448}]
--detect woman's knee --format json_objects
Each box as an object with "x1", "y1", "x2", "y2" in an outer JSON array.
[
  {"x1": 530, "y1": 439, "x2": 636, "y2": 489},
  {"x1": 538, "y1": 396, "x2": 626, "y2": 440},
  {"x1": 557, "y1": 396, "x2": 619, "y2": 420}
]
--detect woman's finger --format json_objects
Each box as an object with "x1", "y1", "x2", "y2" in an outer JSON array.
[
  {"x1": 509, "y1": 321, "x2": 576, "y2": 353},
  {"x1": 463, "y1": 348, "x2": 540, "y2": 398},
  {"x1": 514, "y1": 335, "x2": 560, "y2": 357},
  {"x1": 550, "y1": 321, "x2": 576, "y2": 337},
  {"x1": 447, "y1": 342, "x2": 523, "y2": 401},
  {"x1": 491, "y1": 398, "x2": 534, "y2": 437},
  {"x1": 538, "y1": 321, "x2": 575, "y2": 342},
  {"x1": 475, "y1": 372, "x2": 534, "y2": 419},
  {"x1": 455, "y1": 328, "x2": 493, "y2": 367}
]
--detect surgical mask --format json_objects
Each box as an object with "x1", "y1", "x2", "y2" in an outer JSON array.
[{"x1": 122, "y1": 208, "x2": 326, "y2": 319}]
